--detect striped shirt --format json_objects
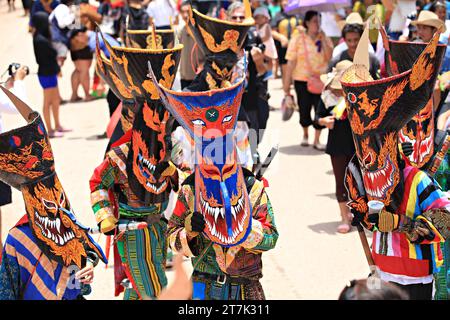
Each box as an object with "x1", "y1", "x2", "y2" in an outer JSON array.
[
  {"x1": 372, "y1": 165, "x2": 450, "y2": 282},
  {"x1": 0, "y1": 224, "x2": 81, "y2": 300}
]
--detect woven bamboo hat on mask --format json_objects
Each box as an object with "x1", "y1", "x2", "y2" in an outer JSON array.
[
  {"x1": 411, "y1": 10, "x2": 446, "y2": 32},
  {"x1": 320, "y1": 60, "x2": 354, "y2": 90}
]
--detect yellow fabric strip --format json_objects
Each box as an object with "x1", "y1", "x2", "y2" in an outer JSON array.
[{"x1": 95, "y1": 207, "x2": 114, "y2": 224}]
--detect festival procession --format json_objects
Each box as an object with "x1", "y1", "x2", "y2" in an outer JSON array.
[{"x1": 0, "y1": 0, "x2": 449, "y2": 302}]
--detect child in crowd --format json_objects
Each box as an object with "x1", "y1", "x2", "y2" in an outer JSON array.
[{"x1": 254, "y1": 6, "x2": 278, "y2": 80}]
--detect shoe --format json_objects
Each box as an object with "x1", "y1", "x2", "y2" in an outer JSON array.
[
  {"x1": 300, "y1": 137, "x2": 309, "y2": 146},
  {"x1": 96, "y1": 132, "x2": 108, "y2": 139},
  {"x1": 48, "y1": 131, "x2": 63, "y2": 138},
  {"x1": 56, "y1": 127, "x2": 73, "y2": 133},
  {"x1": 313, "y1": 143, "x2": 326, "y2": 151}
]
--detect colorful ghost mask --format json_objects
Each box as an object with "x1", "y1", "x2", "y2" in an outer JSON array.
[
  {"x1": 382, "y1": 28, "x2": 446, "y2": 168},
  {"x1": 150, "y1": 62, "x2": 251, "y2": 246},
  {"x1": 0, "y1": 88, "x2": 106, "y2": 268},
  {"x1": 100, "y1": 30, "x2": 183, "y2": 204},
  {"x1": 95, "y1": 33, "x2": 137, "y2": 143},
  {"x1": 340, "y1": 26, "x2": 444, "y2": 211},
  {"x1": 126, "y1": 28, "x2": 175, "y2": 49},
  {"x1": 186, "y1": 1, "x2": 253, "y2": 89}
]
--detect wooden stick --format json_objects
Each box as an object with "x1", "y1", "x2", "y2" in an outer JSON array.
[{"x1": 356, "y1": 225, "x2": 375, "y2": 271}]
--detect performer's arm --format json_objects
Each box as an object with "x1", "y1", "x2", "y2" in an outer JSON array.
[
  {"x1": 0, "y1": 235, "x2": 22, "y2": 300},
  {"x1": 167, "y1": 185, "x2": 199, "y2": 258},
  {"x1": 240, "y1": 192, "x2": 279, "y2": 253},
  {"x1": 89, "y1": 155, "x2": 118, "y2": 229}
]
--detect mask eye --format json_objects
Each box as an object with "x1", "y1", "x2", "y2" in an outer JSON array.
[
  {"x1": 42, "y1": 198, "x2": 57, "y2": 210},
  {"x1": 222, "y1": 115, "x2": 232, "y2": 123},
  {"x1": 192, "y1": 119, "x2": 206, "y2": 126}
]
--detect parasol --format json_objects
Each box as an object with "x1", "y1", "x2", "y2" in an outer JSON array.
[{"x1": 285, "y1": 0, "x2": 351, "y2": 16}]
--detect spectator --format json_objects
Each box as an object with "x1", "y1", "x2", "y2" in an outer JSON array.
[
  {"x1": 333, "y1": 13, "x2": 375, "y2": 58},
  {"x1": 147, "y1": 0, "x2": 177, "y2": 29},
  {"x1": 316, "y1": 60, "x2": 355, "y2": 233},
  {"x1": 271, "y1": 0, "x2": 300, "y2": 83},
  {"x1": 283, "y1": 11, "x2": 333, "y2": 150},
  {"x1": 29, "y1": 0, "x2": 60, "y2": 29},
  {"x1": 429, "y1": 2, "x2": 450, "y2": 72},
  {"x1": 178, "y1": 1, "x2": 205, "y2": 89},
  {"x1": 49, "y1": 0, "x2": 76, "y2": 67},
  {"x1": 339, "y1": 278, "x2": 410, "y2": 300},
  {"x1": 69, "y1": 27, "x2": 94, "y2": 102},
  {"x1": 268, "y1": 0, "x2": 281, "y2": 18},
  {"x1": 22, "y1": 0, "x2": 33, "y2": 16},
  {"x1": 32, "y1": 11, "x2": 67, "y2": 138},
  {"x1": 123, "y1": 0, "x2": 150, "y2": 31},
  {"x1": 353, "y1": 0, "x2": 386, "y2": 48},
  {"x1": 387, "y1": 0, "x2": 417, "y2": 40},
  {"x1": 330, "y1": 23, "x2": 380, "y2": 79},
  {"x1": 97, "y1": 0, "x2": 125, "y2": 38},
  {"x1": 254, "y1": 6, "x2": 278, "y2": 79}
]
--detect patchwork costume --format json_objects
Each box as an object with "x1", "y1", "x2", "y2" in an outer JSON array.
[
  {"x1": 0, "y1": 89, "x2": 106, "y2": 300},
  {"x1": 90, "y1": 31, "x2": 182, "y2": 299},
  {"x1": 150, "y1": 3, "x2": 278, "y2": 300},
  {"x1": 382, "y1": 30, "x2": 450, "y2": 300},
  {"x1": 343, "y1": 27, "x2": 450, "y2": 299}
]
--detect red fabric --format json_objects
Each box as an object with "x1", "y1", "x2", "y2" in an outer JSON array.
[
  {"x1": 14, "y1": 214, "x2": 29, "y2": 228},
  {"x1": 373, "y1": 253, "x2": 430, "y2": 277},
  {"x1": 260, "y1": 177, "x2": 269, "y2": 188},
  {"x1": 111, "y1": 129, "x2": 132, "y2": 149},
  {"x1": 113, "y1": 243, "x2": 127, "y2": 297},
  {"x1": 107, "y1": 102, "x2": 122, "y2": 138},
  {"x1": 89, "y1": 159, "x2": 111, "y2": 192}
]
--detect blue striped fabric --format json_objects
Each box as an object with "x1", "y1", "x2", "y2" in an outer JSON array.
[{"x1": 0, "y1": 224, "x2": 81, "y2": 300}]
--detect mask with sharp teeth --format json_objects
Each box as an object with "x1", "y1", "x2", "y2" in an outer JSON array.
[
  {"x1": 341, "y1": 26, "x2": 444, "y2": 211},
  {"x1": 99, "y1": 28, "x2": 183, "y2": 204},
  {"x1": 382, "y1": 29, "x2": 445, "y2": 169},
  {"x1": 0, "y1": 90, "x2": 107, "y2": 268},
  {"x1": 151, "y1": 68, "x2": 252, "y2": 246}
]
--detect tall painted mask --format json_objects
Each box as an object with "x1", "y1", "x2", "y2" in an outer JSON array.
[
  {"x1": 95, "y1": 32, "x2": 137, "y2": 144},
  {"x1": 126, "y1": 28, "x2": 175, "y2": 49},
  {"x1": 186, "y1": 0, "x2": 254, "y2": 89},
  {"x1": 0, "y1": 88, "x2": 106, "y2": 268},
  {"x1": 101, "y1": 30, "x2": 183, "y2": 204},
  {"x1": 382, "y1": 28, "x2": 446, "y2": 168},
  {"x1": 151, "y1": 65, "x2": 250, "y2": 246},
  {"x1": 340, "y1": 27, "x2": 444, "y2": 211}
]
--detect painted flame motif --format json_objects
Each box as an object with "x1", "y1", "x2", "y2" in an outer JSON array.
[{"x1": 199, "y1": 27, "x2": 241, "y2": 54}]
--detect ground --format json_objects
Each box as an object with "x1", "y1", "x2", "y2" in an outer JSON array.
[{"x1": 0, "y1": 3, "x2": 370, "y2": 299}]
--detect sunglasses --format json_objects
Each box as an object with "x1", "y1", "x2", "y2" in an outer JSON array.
[{"x1": 232, "y1": 15, "x2": 245, "y2": 21}]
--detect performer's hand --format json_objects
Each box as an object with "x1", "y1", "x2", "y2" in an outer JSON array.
[
  {"x1": 350, "y1": 208, "x2": 366, "y2": 227},
  {"x1": 399, "y1": 142, "x2": 413, "y2": 157},
  {"x1": 369, "y1": 209, "x2": 400, "y2": 232},
  {"x1": 406, "y1": 220, "x2": 435, "y2": 243},
  {"x1": 185, "y1": 211, "x2": 205, "y2": 235},
  {"x1": 100, "y1": 216, "x2": 118, "y2": 235},
  {"x1": 76, "y1": 265, "x2": 95, "y2": 284}
]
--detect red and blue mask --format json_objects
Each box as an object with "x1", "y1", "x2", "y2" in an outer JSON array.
[{"x1": 153, "y1": 75, "x2": 251, "y2": 246}]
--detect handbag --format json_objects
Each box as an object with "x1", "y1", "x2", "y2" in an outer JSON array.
[
  {"x1": 281, "y1": 94, "x2": 295, "y2": 121},
  {"x1": 300, "y1": 32, "x2": 324, "y2": 95}
]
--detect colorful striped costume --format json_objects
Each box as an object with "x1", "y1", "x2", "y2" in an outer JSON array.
[
  {"x1": 90, "y1": 143, "x2": 168, "y2": 300},
  {"x1": 0, "y1": 223, "x2": 88, "y2": 300},
  {"x1": 167, "y1": 170, "x2": 278, "y2": 300},
  {"x1": 372, "y1": 165, "x2": 450, "y2": 280}
]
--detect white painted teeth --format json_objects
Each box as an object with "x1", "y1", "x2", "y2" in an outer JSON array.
[
  {"x1": 214, "y1": 208, "x2": 219, "y2": 223},
  {"x1": 146, "y1": 180, "x2": 167, "y2": 193},
  {"x1": 56, "y1": 219, "x2": 61, "y2": 233},
  {"x1": 141, "y1": 157, "x2": 156, "y2": 171},
  {"x1": 47, "y1": 229, "x2": 51, "y2": 238}
]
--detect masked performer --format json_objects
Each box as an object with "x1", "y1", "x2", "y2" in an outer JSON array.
[
  {"x1": 150, "y1": 2, "x2": 278, "y2": 300},
  {"x1": 343, "y1": 26, "x2": 450, "y2": 299},
  {"x1": 0, "y1": 88, "x2": 107, "y2": 300},
  {"x1": 89, "y1": 31, "x2": 183, "y2": 299}
]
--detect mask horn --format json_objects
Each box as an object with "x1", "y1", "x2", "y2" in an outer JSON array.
[{"x1": 354, "y1": 22, "x2": 370, "y2": 71}]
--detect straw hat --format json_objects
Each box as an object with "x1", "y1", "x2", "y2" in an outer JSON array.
[
  {"x1": 320, "y1": 60, "x2": 354, "y2": 90},
  {"x1": 411, "y1": 10, "x2": 446, "y2": 32},
  {"x1": 337, "y1": 12, "x2": 364, "y2": 31}
]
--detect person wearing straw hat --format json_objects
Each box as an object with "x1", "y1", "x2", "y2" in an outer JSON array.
[
  {"x1": 412, "y1": 9, "x2": 447, "y2": 42},
  {"x1": 333, "y1": 12, "x2": 375, "y2": 59},
  {"x1": 316, "y1": 60, "x2": 356, "y2": 233}
]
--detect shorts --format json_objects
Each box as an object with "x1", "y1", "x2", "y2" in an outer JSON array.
[
  {"x1": 52, "y1": 42, "x2": 69, "y2": 59},
  {"x1": 71, "y1": 46, "x2": 93, "y2": 62},
  {"x1": 38, "y1": 74, "x2": 58, "y2": 89}
]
